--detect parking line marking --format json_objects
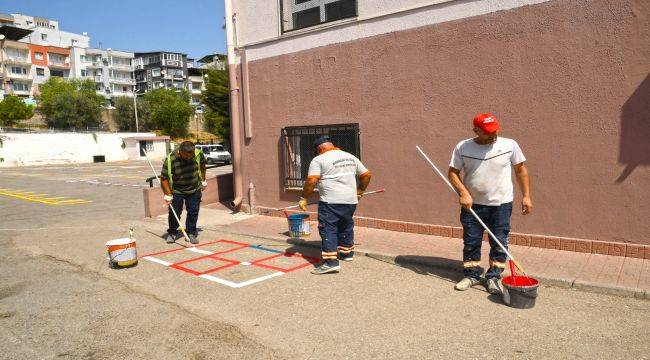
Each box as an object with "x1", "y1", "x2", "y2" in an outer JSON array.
[
  {"x1": 0, "y1": 189, "x2": 91, "y2": 205},
  {"x1": 141, "y1": 256, "x2": 172, "y2": 266}
]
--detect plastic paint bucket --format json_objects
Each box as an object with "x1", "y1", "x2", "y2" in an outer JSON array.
[
  {"x1": 287, "y1": 213, "x2": 311, "y2": 238},
  {"x1": 502, "y1": 275, "x2": 539, "y2": 309},
  {"x1": 106, "y1": 238, "x2": 138, "y2": 268}
]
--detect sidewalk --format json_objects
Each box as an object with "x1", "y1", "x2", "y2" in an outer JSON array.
[{"x1": 207, "y1": 210, "x2": 649, "y2": 299}]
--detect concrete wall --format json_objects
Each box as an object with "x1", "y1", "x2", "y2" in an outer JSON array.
[
  {"x1": 237, "y1": 0, "x2": 650, "y2": 245},
  {"x1": 236, "y1": 0, "x2": 551, "y2": 60},
  {"x1": 0, "y1": 132, "x2": 163, "y2": 167}
]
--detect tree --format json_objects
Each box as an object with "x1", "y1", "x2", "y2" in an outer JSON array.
[
  {"x1": 38, "y1": 77, "x2": 106, "y2": 129},
  {"x1": 201, "y1": 68, "x2": 230, "y2": 143},
  {"x1": 143, "y1": 88, "x2": 192, "y2": 137},
  {"x1": 0, "y1": 96, "x2": 34, "y2": 127},
  {"x1": 113, "y1": 96, "x2": 152, "y2": 132}
]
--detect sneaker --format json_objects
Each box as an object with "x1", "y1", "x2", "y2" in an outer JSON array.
[
  {"x1": 163, "y1": 233, "x2": 177, "y2": 244},
  {"x1": 186, "y1": 234, "x2": 199, "y2": 245},
  {"x1": 454, "y1": 277, "x2": 482, "y2": 291},
  {"x1": 310, "y1": 263, "x2": 341, "y2": 274},
  {"x1": 486, "y1": 278, "x2": 503, "y2": 295},
  {"x1": 339, "y1": 254, "x2": 354, "y2": 262}
]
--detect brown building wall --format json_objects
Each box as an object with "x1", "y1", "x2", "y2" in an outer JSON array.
[{"x1": 238, "y1": 0, "x2": 650, "y2": 245}]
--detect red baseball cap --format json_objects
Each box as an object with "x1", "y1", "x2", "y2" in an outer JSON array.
[{"x1": 473, "y1": 113, "x2": 500, "y2": 134}]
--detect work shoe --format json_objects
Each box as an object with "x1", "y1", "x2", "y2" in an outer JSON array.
[
  {"x1": 163, "y1": 233, "x2": 177, "y2": 244},
  {"x1": 339, "y1": 254, "x2": 354, "y2": 262},
  {"x1": 454, "y1": 277, "x2": 482, "y2": 291},
  {"x1": 186, "y1": 234, "x2": 199, "y2": 245},
  {"x1": 311, "y1": 263, "x2": 341, "y2": 275},
  {"x1": 486, "y1": 278, "x2": 503, "y2": 295}
]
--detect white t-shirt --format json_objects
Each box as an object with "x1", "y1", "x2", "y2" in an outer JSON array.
[
  {"x1": 308, "y1": 149, "x2": 368, "y2": 205},
  {"x1": 450, "y1": 137, "x2": 526, "y2": 206}
]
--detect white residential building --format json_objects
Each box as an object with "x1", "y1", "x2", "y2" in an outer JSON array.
[
  {"x1": 70, "y1": 47, "x2": 135, "y2": 101},
  {"x1": 11, "y1": 13, "x2": 89, "y2": 48}
]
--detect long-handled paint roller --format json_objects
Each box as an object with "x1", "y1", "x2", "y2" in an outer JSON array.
[
  {"x1": 142, "y1": 148, "x2": 193, "y2": 245},
  {"x1": 276, "y1": 189, "x2": 386, "y2": 216},
  {"x1": 415, "y1": 145, "x2": 530, "y2": 279}
]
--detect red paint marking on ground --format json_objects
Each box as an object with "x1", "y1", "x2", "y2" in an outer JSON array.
[
  {"x1": 251, "y1": 252, "x2": 320, "y2": 273},
  {"x1": 140, "y1": 239, "x2": 223, "y2": 257}
]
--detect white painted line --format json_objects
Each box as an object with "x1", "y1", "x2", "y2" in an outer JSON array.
[
  {"x1": 187, "y1": 248, "x2": 214, "y2": 255},
  {"x1": 232, "y1": 272, "x2": 284, "y2": 288},
  {"x1": 240, "y1": 261, "x2": 251, "y2": 266},
  {"x1": 142, "y1": 256, "x2": 172, "y2": 266},
  {"x1": 199, "y1": 274, "x2": 240, "y2": 288}
]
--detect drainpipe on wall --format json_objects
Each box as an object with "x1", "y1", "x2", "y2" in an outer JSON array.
[
  {"x1": 240, "y1": 49, "x2": 252, "y2": 139},
  {"x1": 225, "y1": 0, "x2": 243, "y2": 209}
]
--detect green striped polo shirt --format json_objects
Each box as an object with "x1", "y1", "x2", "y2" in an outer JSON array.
[{"x1": 160, "y1": 150, "x2": 206, "y2": 194}]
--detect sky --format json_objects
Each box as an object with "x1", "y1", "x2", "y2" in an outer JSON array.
[{"x1": 0, "y1": 0, "x2": 227, "y2": 60}]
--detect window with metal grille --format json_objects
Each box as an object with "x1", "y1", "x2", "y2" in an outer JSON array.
[{"x1": 281, "y1": 123, "x2": 360, "y2": 189}]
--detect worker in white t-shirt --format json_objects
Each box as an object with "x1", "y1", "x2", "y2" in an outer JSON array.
[
  {"x1": 448, "y1": 113, "x2": 532, "y2": 294},
  {"x1": 299, "y1": 135, "x2": 372, "y2": 274}
]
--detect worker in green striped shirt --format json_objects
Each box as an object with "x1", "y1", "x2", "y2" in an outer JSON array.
[{"x1": 160, "y1": 141, "x2": 207, "y2": 244}]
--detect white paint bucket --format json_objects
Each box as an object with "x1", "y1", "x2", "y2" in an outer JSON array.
[{"x1": 106, "y1": 238, "x2": 138, "y2": 268}]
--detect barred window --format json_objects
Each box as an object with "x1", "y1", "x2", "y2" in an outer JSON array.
[
  {"x1": 281, "y1": 0, "x2": 357, "y2": 32},
  {"x1": 282, "y1": 123, "x2": 360, "y2": 189}
]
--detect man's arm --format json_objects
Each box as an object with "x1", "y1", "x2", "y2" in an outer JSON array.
[
  {"x1": 299, "y1": 176, "x2": 320, "y2": 211},
  {"x1": 514, "y1": 162, "x2": 532, "y2": 215},
  {"x1": 301, "y1": 176, "x2": 320, "y2": 199},
  {"x1": 448, "y1": 167, "x2": 473, "y2": 210},
  {"x1": 357, "y1": 171, "x2": 371, "y2": 197}
]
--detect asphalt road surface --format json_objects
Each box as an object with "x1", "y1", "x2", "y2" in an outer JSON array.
[{"x1": 0, "y1": 161, "x2": 648, "y2": 359}]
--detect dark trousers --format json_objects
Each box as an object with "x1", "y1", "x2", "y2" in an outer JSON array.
[
  {"x1": 461, "y1": 202, "x2": 512, "y2": 280},
  {"x1": 318, "y1": 202, "x2": 357, "y2": 266},
  {"x1": 167, "y1": 190, "x2": 202, "y2": 236}
]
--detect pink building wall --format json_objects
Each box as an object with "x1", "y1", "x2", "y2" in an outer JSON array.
[{"x1": 237, "y1": 0, "x2": 650, "y2": 246}]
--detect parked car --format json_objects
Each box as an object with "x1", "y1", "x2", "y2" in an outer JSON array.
[{"x1": 196, "y1": 144, "x2": 232, "y2": 165}]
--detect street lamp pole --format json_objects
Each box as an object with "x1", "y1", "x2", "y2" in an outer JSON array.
[{"x1": 133, "y1": 86, "x2": 139, "y2": 133}]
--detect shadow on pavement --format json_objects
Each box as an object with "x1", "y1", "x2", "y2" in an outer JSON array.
[
  {"x1": 393, "y1": 255, "x2": 465, "y2": 284},
  {"x1": 486, "y1": 293, "x2": 507, "y2": 306}
]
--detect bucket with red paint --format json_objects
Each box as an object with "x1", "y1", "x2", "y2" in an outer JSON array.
[{"x1": 502, "y1": 260, "x2": 539, "y2": 309}]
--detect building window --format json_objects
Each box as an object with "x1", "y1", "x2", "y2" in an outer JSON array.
[
  {"x1": 281, "y1": 123, "x2": 360, "y2": 188},
  {"x1": 37, "y1": 68, "x2": 45, "y2": 76},
  {"x1": 151, "y1": 68, "x2": 161, "y2": 77},
  {"x1": 71, "y1": 39, "x2": 78, "y2": 46},
  {"x1": 10, "y1": 66, "x2": 27, "y2": 74},
  {"x1": 12, "y1": 82, "x2": 29, "y2": 91},
  {"x1": 50, "y1": 69, "x2": 64, "y2": 77},
  {"x1": 282, "y1": 0, "x2": 357, "y2": 32},
  {"x1": 41, "y1": 33, "x2": 48, "y2": 41},
  {"x1": 35, "y1": 52, "x2": 44, "y2": 60},
  {"x1": 80, "y1": 69, "x2": 88, "y2": 77}
]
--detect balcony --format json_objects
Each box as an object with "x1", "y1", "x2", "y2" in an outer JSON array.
[
  {"x1": 6, "y1": 72, "x2": 33, "y2": 81},
  {"x1": 94, "y1": 75, "x2": 103, "y2": 82},
  {"x1": 3, "y1": 57, "x2": 31, "y2": 65},
  {"x1": 49, "y1": 61, "x2": 70, "y2": 69},
  {"x1": 86, "y1": 62, "x2": 103, "y2": 68},
  {"x1": 110, "y1": 63, "x2": 133, "y2": 71},
  {"x1": 191, "y1": 88, "x2": 202, "y2": 95},
  {"x1": 110, "y1": 78, "x2": 135, "y2": 85},
  {"x1": 9, "y1": 88, "x2": 31, "y2": 96}
]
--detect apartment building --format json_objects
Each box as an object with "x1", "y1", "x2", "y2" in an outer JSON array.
[
  {"x1": 2, "y1": 40, "x2": 33, "y2": 98},
  {"x1": 133, "y1": 51, "x2": 188, "y2": 93},
  {"x1": 226, "y1": 0, "x2": 650, "y2": 250},
  {"x1": 197, "y1": 53, "x2": 226, "y2": 70},
  {"x1": 70, "y1": 47, "x2": 135, "y2": 101},
  {"x1": 187, "y1": 67, "x2": 204, "y2": 107},
  {"x1": 1, "y1": 13, "x2": 88, "y2": 98},
  {"x1": 12, "y1": 13, "x2": 89, "y2": 49}
]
